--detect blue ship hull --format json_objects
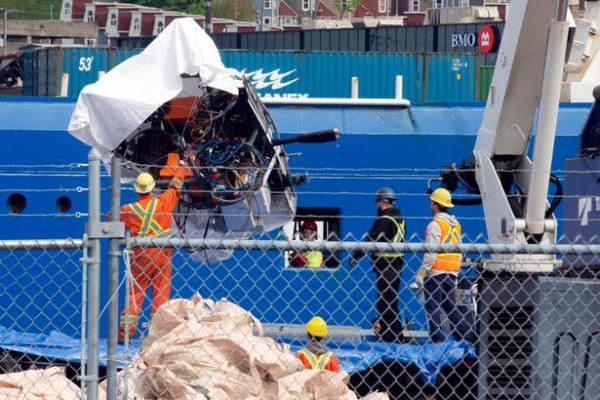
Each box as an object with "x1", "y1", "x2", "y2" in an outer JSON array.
[{"x1": 0, "y1": 98, "x2": 590, "y2": 338}]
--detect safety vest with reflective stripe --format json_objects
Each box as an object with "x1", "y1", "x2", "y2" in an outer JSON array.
[
  {"x1": 128, "y1": 197, "x2": 172, "y2": 238},
  {"x1": 297, "y1": 349, "x2": 335, "y2": 370},
  {"x1": 375, "y1": 215, "x2": 405, "y2": 258},
  {"x1": 432, "y1": 217, "x2": 462, "y2": 272},
  {"x1": 302, "y1": 251, "x2": 324, "y2": 268}
]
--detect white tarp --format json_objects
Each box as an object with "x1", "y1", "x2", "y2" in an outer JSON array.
[{"x1": 68, "y1": 18, "x2": 239, "y2": 155}]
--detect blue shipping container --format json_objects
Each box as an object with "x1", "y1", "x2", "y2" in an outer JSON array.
[
  {"x1": 425, "y1": 54, "x2": 476, "y2": 103},
  {"x1": 110, "y1": 48, "x2": 144, "y2": 69},
  {"x1": 60, "y1": 47, "x2": 110, "y2": 97},
  {"x1": 22, "y1": 47, "x2": 110, "y2": 97},
  {"x1": 23, "y1": 47, "x2": 478, "y2": 104},
  {"x1": 220, "y1": 51, "x2": 424, "y2": 102}
]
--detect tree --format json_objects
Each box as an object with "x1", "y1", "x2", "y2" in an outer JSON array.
[
  {"x1": 128, "y1": 0, "x2": 256, "y2": 21},
  {"x1": 128, "y1": 0, "x2": 206, "y2": 14},
  {"x1": 211, "y1": 0, "x2": 256, "y2": 22}
]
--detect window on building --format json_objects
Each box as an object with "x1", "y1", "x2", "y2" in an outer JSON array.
[
  {"x1": 283, "y1": 208, "x2": 342, "y2": 269},
  {"x1": 64, "y1": 2, "x2": 71, "y2": 16},
  {"x1": 86, "y1": 10, "x2": 94, "y2": 22},
  {"x1": 339, "y1": 0, "x2": 349, "y2": 9},
  {"x1": 264, "y1": 0, "x2": 271, "y2": 10},
  {"x1": 410, "y1": 0, "x2": 419, "y2": 11},
  {"x1": 302, "y1": 0, "x2": 310, "y2": 11},
  {"x1": 133, "y1": 17, "x2": 140, "y2": 31},
  {"x1": 157, "y1": 21, "x2": 164, "y2": 33},
  {"x1": 281, "y1": 17, "x2": 293, "y2": 25},
  {"x1": 435, "y1": 0, "x2": 444, "y2": 8},
  {"x1": 263, "y1": 16, "x2": 271, "y2": 25},
  {"x1": 459, "y1": 0, "x2": 469, "y2": 6},
  {"x1": 378, "y1": 0, "x2": 386, "y2": 13},
  {"x1": 110, "y1": 14, "x2": 117, "y2": 27}
]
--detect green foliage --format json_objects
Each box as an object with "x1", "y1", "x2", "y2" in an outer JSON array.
[
  {"x1": 1, "y1": 0, "x2": 253, "y2": 22},
  {"x1": 1, "y1": 0, "x2": 63, "y2": 20},
  {"x1": 212, "y1": 0, "x2": 256, "y2": 22},
  {"x1": 128, "y1": 0, "x2": 206, "y2": 14},
  {"x1": 333, "y1": 0, "x2": 359, "y2": 12}
]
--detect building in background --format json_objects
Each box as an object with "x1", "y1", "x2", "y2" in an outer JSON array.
[{"x1": 59, "y1": 0, "x2": 252, "y2": 45}]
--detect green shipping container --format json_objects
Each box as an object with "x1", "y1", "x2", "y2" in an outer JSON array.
[{"x1": 479, "y1": 66, "x2": 494, "y2": 102}]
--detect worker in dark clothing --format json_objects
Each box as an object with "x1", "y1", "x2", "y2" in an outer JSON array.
[{"x1": 350, "y1": 187, "x2": 406, "y2": 343}]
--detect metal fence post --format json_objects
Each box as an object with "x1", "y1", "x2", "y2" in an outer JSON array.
[
  {"x1": 106, "y1": 155, "x2": 122, "y2": 400},
  {"x1": 86, "y1": 148, "x2": 101, "y2": 400}
]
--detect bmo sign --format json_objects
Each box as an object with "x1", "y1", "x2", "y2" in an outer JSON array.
[{"x1": 450, "y1": 25, "x2": 496, "y2": 53}]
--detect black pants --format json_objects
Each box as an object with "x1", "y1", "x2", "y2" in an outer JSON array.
[{"x1": 374, "y1": 264, "x2": 404, "y2": 343}]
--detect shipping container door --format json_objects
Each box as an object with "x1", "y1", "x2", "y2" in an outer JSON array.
[
  {"x1": 425, "y1": 54, "x2": 476, "y2": 103},
  {"x1": 61, "y1": 47, "x2": 110, "y2": 97},
  {"x1": 21, "y1": 51, "x2": 35, "y2": 96}
]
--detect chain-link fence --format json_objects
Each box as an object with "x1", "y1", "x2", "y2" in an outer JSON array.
[
  {"x1": 0, "y1": 239, "x2": 86, "y2": 397},
  {"x1": 1, "y1": 153, "x2": 599, "y2": 400},
  {"x1": 108, "y1": 236, "x2": 600, "y2": 400}
]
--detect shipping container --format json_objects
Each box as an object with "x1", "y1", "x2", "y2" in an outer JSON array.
[
  {"x1": 220, "y1": 51, "x2": 424, "y2": 102},
  {"x1": 22, "y1": 46, "x2": 484, "y2": 104},
  {"x1": 22, "y1": 46, "x2": 109, "y2": 97},
  {"x1": 238, "y1": 31, "x2": 302, "y2": 51},
  {"x1": 110, "y1": 48, "x2": 143, "y2": 69},
  {"x1": 209, "y1": 23, "x2": 503, "y2": 55},
  {"x1": 425, "y1": 54, "x2": 476, "y2": 103},
  {"x1": 367, "y1": 26, "x2": 435, "y2": 53},
  {"x1": 303, "y1": 28, "x2": 367, "y2": 52},
  {"x1": 478, "y1": 66, "x2": 494, "y2": 102},
  {"x1": 214, "y1": 33, "x2": 239, "y2": 50},
  {"x1": 60, "y1": 47, "x2": 110, "y2": 97}
]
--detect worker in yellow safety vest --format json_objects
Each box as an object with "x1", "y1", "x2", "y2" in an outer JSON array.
[
  {"x1": 414, "y1": 188, "x2": 473, "y2": 343},
  {"x1": 289, "y1": 220, "x2": 324, "y2": 268},
  {"x1": 350, "y1": 187, "x2": 406, "y2": 343},
  {"x1": 296, "y1": 317, "x2": 340, "y2": 372}
]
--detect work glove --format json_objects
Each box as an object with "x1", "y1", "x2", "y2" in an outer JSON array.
[{"x1": 410, "y1": 268, "x2": 426, "y2": 291}]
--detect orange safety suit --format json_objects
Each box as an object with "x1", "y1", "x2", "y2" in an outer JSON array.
[
  {"x1": 296, "y1": 348, "x2": 340, "y2": 372},
  {"x1": 118, "y1": 167, "x2": 185, "y2": 341}
]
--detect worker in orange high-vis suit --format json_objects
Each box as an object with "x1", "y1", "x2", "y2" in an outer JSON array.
[
  {"x1": 296, "y1": 317, "x2": 340, "y2": 372},
  {"x1": 414, "y1": 188, "x2": 474, "y2": 343},
  {"x1": 118, "y1": 160, "x2": 186, "y2": 342}
]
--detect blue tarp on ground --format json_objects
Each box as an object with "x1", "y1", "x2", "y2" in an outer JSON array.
[
  {"x1": 282, "y1": 337, "x2": 476, "y2": 385},
  {"x1": 0, "y1": 326, "x2": 476, "y2": 386}
]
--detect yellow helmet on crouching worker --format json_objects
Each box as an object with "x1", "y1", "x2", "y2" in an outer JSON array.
[
  {"x1": 430, "y1": 188, "x2": 454, "y2": 208},
  {"x1": 306, "y1": 316, "x2": 328, "y2": 338},
  {"x1": 134, "y1": 173, "x2": 155, "y2": 194}
]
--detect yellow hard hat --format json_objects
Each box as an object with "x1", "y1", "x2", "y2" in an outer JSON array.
[
  {"x1": 430, "y1": 188, "x2": 454, "y2": 208},
  {"x1": 306, "y1": 316, "x2": 328, "y2": 338},
  {"x1": 134, "y1": 173, "x2": 155, "y2": 194}
]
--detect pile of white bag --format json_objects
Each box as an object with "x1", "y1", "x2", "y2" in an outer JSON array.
[
  {"x1": 122, "y1": 294, "x2": 388, "y2": 400},
  {"x1": 0, "y1": 295, "x2": 388, "y2": 399},
  {"x1": 0, "y1": 367, "x2": 81, "y2": 399}
]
